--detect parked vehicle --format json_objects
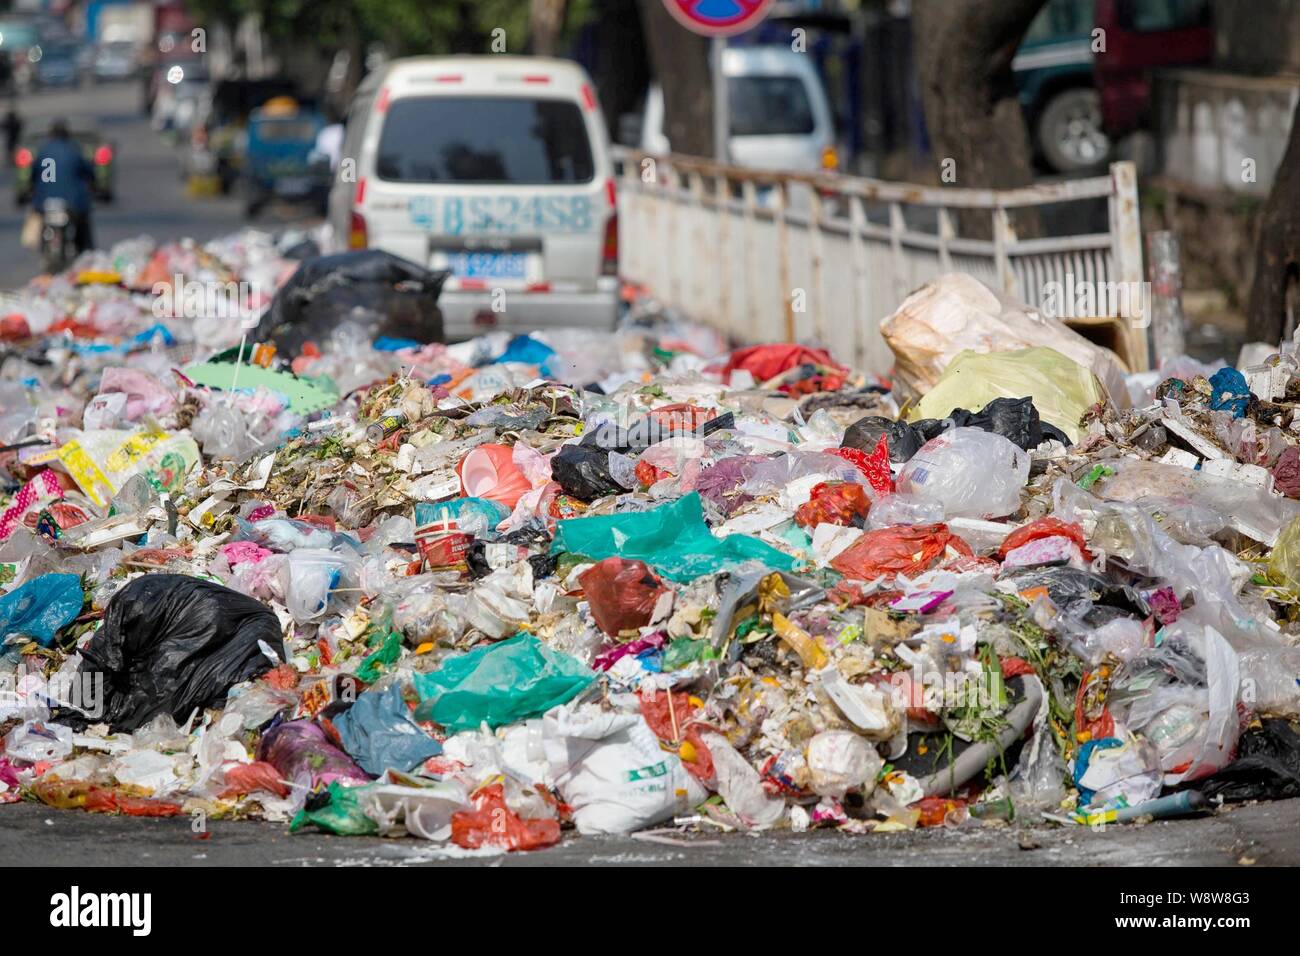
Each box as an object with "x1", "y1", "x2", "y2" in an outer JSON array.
[
  {"x1": 1014, "y1": 0, "x2": 1213, "y2": 174},
  {"x1": 638, "y1": 45, "x2": 838, "y2": 173},
  {"x1": 92, "y1": 40, "x2": 139, "y2": 82},
  {"x1": 328, "y1": 55, "x2": 619, "y2": 340},
  {"x1": 31, "y1": 40, "x2": 82, "y2": 88},
  {"x1": 242, "y1": 97, "x2": 327, "y2": 217}
]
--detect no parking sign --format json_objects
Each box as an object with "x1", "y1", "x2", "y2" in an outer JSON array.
[{"x1": 663, "y1": 0, "x2": 774, "y2": 37}]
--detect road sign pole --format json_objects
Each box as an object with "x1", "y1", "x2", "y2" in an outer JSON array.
[{"x1": 712, "y1": 35, "x2": 728, "y2": 165}]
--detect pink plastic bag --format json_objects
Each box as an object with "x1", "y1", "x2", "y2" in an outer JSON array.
[{"x1": 457, "y1": 443, "x2": 534, "y2": 509}]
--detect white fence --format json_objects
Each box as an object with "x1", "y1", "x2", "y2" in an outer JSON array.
[{"x1": 614, "y1": 148, "x2": 1147, "y2": 373}]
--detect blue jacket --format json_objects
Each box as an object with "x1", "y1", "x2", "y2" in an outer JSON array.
[{"x1": 31, "y1": 137, "x2": 92, "y2": 214}]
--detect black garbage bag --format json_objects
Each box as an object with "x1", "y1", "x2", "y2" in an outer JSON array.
[
  {"x1": 842, "y1": 416, "x2": 925, "y2": 462},
  {"x1": 67, "y1": 575, "x2": 285, "y2": 732},
  {"x1": 913, "y1": 397, "x2": 1071, "y2": 451},
  {"x1": 467, "y1": 525, "x2": 557, "y2": 580},
  {"x1": 1198, "y1": 719, "x2": 1300, "y2": 802},
  {"x1": 254, "y1": 250, "x2": 448, "y2": 354},
  {"x1": 552, "y1": 444, "x2": 623, "y2": 500}
]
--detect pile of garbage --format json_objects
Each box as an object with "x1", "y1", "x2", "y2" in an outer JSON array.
[{"x1": 3, "y1": 247, "x2": 1300, "y2": 851}]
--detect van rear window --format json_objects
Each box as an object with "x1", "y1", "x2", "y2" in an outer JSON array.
[
  {"x1": 376, "y1": 96, "x2": 594, "y2": 184},
  {"x1": 728, "y1": 76, "x2": 815, "y2": 137}
]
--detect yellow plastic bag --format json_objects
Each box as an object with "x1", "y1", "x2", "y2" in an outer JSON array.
[
  {"x1": 908, "y1": 347, "x2": 1104, "y2": 443},
  {"x1": 58, "y1": 427, "x2": 200, "y2": 507},
  {"x1": 1269, "y1": 518, "x2": 1300, "y2": 592}
]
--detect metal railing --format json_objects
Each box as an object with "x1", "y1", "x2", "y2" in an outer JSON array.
[{"x1": 613, "y1": 147, "x2": 1147, "y2": 373}]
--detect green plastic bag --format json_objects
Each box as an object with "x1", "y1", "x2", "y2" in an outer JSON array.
[
  {"x1": 412, "y1": 633, "x2": 593, "y2": 731},
  {"x1": 289, "y1": 781, "x2": 378, "y2": 836},
  {"x1": 909, "y1": 347, "x2": 1104, "y2": 443},
  {"x1": 550, "y1": 492, "x2": 796, "y2": 583}
]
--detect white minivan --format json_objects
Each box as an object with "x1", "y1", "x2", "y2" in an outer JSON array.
[
  {"x1": 640, "y1": 45, "x2": 838, "y2": 174},
  {"x1": 328, "y1": 56, "x2": 619, "y2": 340}
]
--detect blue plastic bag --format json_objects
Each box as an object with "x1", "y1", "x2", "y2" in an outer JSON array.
[
  {"x1": 412, "y1": 633, "x2": 593, "y2": 732},
  {"x1": 333, "y1": 683, "x2": 442, "y2": 776},
  {"x1": 1209, "y1": 367, "x2": 1250, "y2": 418},
  {"x1": 0, "y1": 573, "x2": 83, "y2": 647}
]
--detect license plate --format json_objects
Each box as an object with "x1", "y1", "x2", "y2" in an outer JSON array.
[
  {"x1": 446, "y1": 251, "x2": 527, "y2": 280},
  {"x1": 276, "y1": 176, "x2": 310, "y2": 196}
]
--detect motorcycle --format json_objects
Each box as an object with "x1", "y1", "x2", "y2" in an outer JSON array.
[{"x1": 39, "y1": 198, "x2": 76, "y2": 274}]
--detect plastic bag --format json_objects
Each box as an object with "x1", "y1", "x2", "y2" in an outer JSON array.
[
  {"x1": 259, "y1": 720, "x2": 370, "y2": 791},
  {"x1": 551, "y1": 444, "x2": 623, "y2": 501},
  {"x1": 998, "y1": 517, "x2": 1091, "y2": 562},
  {"x1": 578, "y1": 557, "x2": 668, "y2": 636},
  {"x1": 285, "y1": 548, "x2": 358, "y2": 623},
  {"x1": 457, "y1": 443, "x2": 533, "y2": 509},
  {"x1": 290, "y1": 780, "x2": 379, "y2": 836},
  {"x1": 914, "y1": 396, "x2": 1070, "y2": 450},
  {"x1": 57, "y1": 426, "x2": 200, "y2": 508},
  {"x1": 73, "y1": 575, "x2": 286, "y2": 732},
  {"x1": 794, "y1": 481, "x2": 871, "y2": 529},
  {"x1": 0, "y1": 572, "x2": 83, "y2": 647},
  {"x1": 806, "y1": 730, "x2": 882, "y2": 799},
  {"x1": 842, "y1": 416, "x2": 924, "y2": 462},
  {"x1": 830, "y1": 523, "x2": 972, "y2": 580},
  {"x1": 880, "y1": 273, "x2": 1128, "y2": 406},
  {"x1": 217, "y1": 760, "x2": 291, "y2": 799},
  {"x1": 551, "y1": 492, "x2": 797, "y2": 583},
  {"x1": 333, "y1": 684, "x2": 443, "y2": 777},
  {"x1": 896, "y1": 428, "x2": 1029, "y2": 519},
  {"x1": 542, "y1": 704, "x2": 707, "y2": 835},
  {"x1": 450, "y1": 782, "x2": 560, "y2": 851},
  {"x1": 255, "y1": 249, "x2": 447, "y2": 353},
  {"x1": 867, "y1": 494, "x2": 944, "y2": 530},
  {"x1": 412, "y1": 633, "x2": 594, "y2": 732},
  {"x1": 701, "y1": 731, "x2": 786, "y2": 829}
]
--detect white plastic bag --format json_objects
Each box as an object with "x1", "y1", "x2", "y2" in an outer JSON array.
[
  {"x1": 543, "y1": 704, "x2": 706, "y2": 835},
  {"x1": 806, "y1": 730, "x2": 882, "y2": 799},
  {"x1": 896, "y1": 428, "x2": 1029, "y2": 519},
  {"x1": 700, "y1": 731, "x2": 786, "y2": 829}
]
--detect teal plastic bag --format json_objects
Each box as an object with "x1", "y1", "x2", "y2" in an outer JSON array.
[
  {"x1": 412, "y1": 633, "x2": 593, "y2": 732},
  {"x1": 289, "y1": 781, "x2": 379, "y2": 836},
  {"x1": 0, "y1": 573, "x2": 83, "y2": 647},
  {"x1": 550, "y1": 492, "x2": 796, "y2": 582},
  {"x1": 414, "y1": 497, "x2": 508, "y2": 531}
]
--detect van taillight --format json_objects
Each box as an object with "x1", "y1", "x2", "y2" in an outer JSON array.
[
  {"x1": 349, "y1": 211, "x2": 368, "y2": 249},
  {"x1": 602, "y1": 213, "x2": 618, "y2": 276}
]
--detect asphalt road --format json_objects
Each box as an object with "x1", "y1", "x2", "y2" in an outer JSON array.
[
  {"x1": 2, "y1": 797, "x2": 1297, "y2": 866},
  {"x1": 0, "y1": 79, "x2": 248, "y2": 288}
]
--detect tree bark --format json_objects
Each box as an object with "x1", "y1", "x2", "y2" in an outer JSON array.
[
  {"x1": 1247, "y1": 99, "x2": 1300, "y2": 343},
  {"x1": 913, "y1": 0, "x2": 1046, "y2": 237},
  {"x1": 529, "y1": 0, "x2": 569, "y2": 56},
  {"x1": 637, "y1": 0, "x2": 714, "y2": 158}
]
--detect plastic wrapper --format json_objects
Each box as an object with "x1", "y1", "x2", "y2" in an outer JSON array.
[
  {"x1": 896, "y1": 428, "x2": 1029, "y2": 519},
  {"x1": 57, "y1": 427, "x2": 200, "y2": 508},
  {"x1": 806, "y1": 730, "x2": 882, "y2": 799},
  {"x1": 831, "y1": 523, "x2": 972, "y2": 580},
  {"x1": 577, "y1": 556, "x2": 668, "y2": 636},
  {"x1": 411, "y1": 633, "x2": 594, "y2": 732},
  {"x1": 71, "y1": 575, "x2": 286, "y2": 732},
  {"x1": 867, "y1": 493, "x2": 945, "y2": 530}
]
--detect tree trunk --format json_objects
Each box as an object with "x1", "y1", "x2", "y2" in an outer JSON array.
[
  {"x1": 913, "y1": 0, "x2": 1046, "y2": 238},
  {"x1": 529, "y1": 0, "x2": 568, "y2": 56},
  {"x1": 1247, "y1": 99, "x2": 1300, "y2": 343},
  {"x1": 637, "y1": 0, "x2": 714, "y2": 158}
]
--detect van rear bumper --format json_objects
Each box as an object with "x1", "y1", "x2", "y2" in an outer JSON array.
[{"x1": 439, "y1": 287, "x2": 619, "y2": 342}]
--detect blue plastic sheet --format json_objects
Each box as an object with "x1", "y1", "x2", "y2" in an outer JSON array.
[
  {"x1": 0, "y1": 573, "x2": 83, "y2": 647},
  {"x1": 333, "y1": 684, "x2": 442, "y2": 776}
]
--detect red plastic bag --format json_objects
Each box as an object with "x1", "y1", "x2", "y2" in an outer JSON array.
[
  {"x1": 794, "y1": 481, "x2": 871, "y2": 529},
  {"x1": 722, "y1": 343, "x2": 845, "y2": 382},
  {"x1": 457, "y1": 443, "x2": 533, "y2": 509},
  {"x1": 218, "y1": 760, "x2": 292, "y2": 799},
  {"x1": 830, "y1": 436, "x2": 893, "y2": 496},
  {"x1": 998, "y1": 516, "x2": 1092, "y2": 562},
  {"x1": 911, "y1": 795, "x2": 967, "y2": 828},
  {"x1": 578, "y1": 557, "x2": 668, "y2": 636},
  {"x1": 1075, "y1": 668, "x2": 1115, "y2": 742},
  {"x1": 830, "y1": 523, "x2": 972, "y2": 580},
  {"x1": 638, "y1": 689, "x2": 716, "y2": 783},
  {"x1": 450, "y1": 783, "x2": 561, "y2": 852}
]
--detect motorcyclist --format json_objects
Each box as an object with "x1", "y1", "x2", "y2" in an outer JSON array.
[{"x1": 31, "y1": 119, "x2": 94, "y2": 252}]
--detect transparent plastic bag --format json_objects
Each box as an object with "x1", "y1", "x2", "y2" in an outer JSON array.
[
  {"x1": 896, "y1": 428, "x2": 1029, "y2": 519},
  {"x1": 867, "y1": 493, "x2": 944, "y2": 529}
]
